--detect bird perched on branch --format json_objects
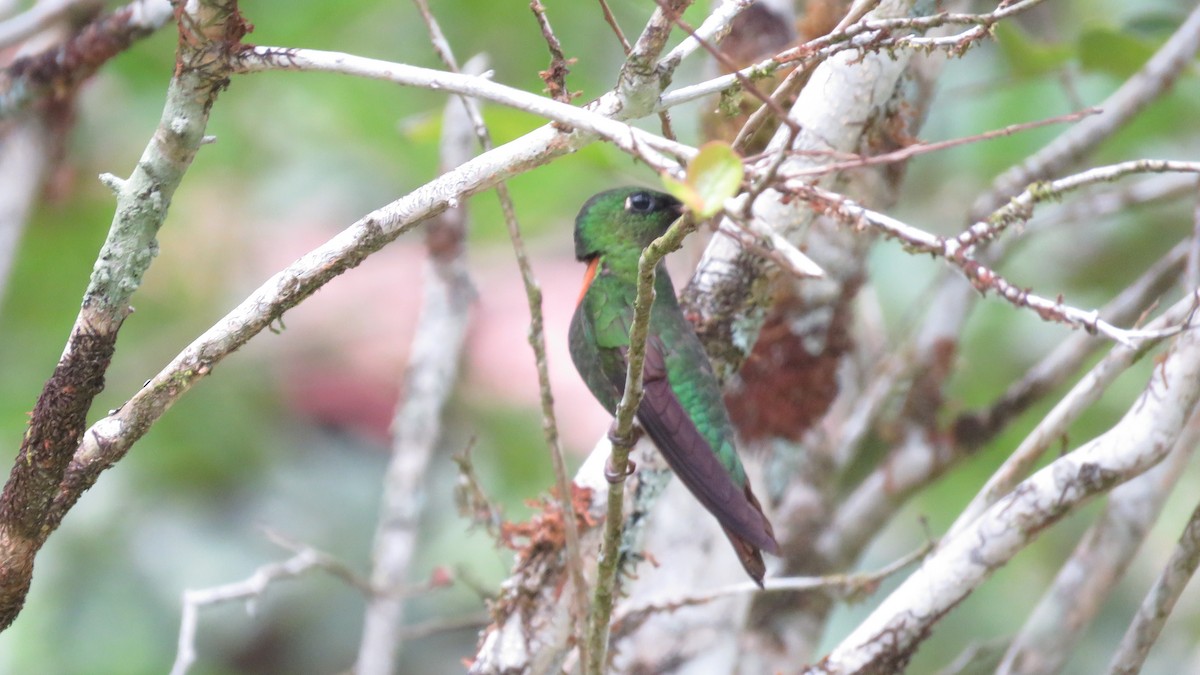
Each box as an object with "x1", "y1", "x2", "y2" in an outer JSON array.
[{"x1": 567, "y1": 187, "x2": 779, "y2": 585}]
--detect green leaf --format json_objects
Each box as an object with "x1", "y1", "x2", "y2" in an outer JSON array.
[
  {"x1": 994, "y1": 22, "x2": 1072, "y2": 78},
  {"x1": 661, "y1": 174, "x2": 704, "y2": 213},
  {"x1": 661, "y1": 141, "x2": 744, "y2": 218},
  {"x1": 1079, "y1": 26, "x2": 1158, "y2": 79}
]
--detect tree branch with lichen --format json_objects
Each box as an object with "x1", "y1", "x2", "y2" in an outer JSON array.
[{"x1": 0, "y1": 0, "x2": 248, "y2": 632}]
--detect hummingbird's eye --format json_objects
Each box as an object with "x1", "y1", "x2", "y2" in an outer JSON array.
[{"x1": 625, "y1": 192, "x2": 655, "y2": 214}]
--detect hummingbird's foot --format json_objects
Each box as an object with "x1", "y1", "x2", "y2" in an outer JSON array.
[{"x1": 604, "y1": 456, "x2": 637, "y2": 484}]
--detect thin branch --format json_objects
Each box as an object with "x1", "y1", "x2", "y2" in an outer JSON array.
[
  {"x1": 529, "y1": 0, "x2": 574, "y2": 103},
  {"x1": 780, "y1": 108, "x2": 1100, "y2": 179},
  {"x1": 596, "y1": 0, "x2": 631, "y2": 54},
  {"x1": 655, "y1": 0, "x2": 800, "y2": 138},
  {"x1": 585, "y1": 213, "x2": 696, "y2": 675},
  {"x1": 795, "y1": 161, "x2": 1200, "y2": 347},
  {"x1": 409, "y1": 0, "x2": 592, "y2": 658},
  {"x1": 0, "y1": 0, "x2": 98, "y2": 52},
  {"x1": 614, "y1": 542, "x2": 929, "y2": 632},
  {"x1": 661, "y1": 0, "x2": 1049, "y2": 112},
  {"x1": 952, "y1": 240, "x2": 1189, "y2": 451},
  {"x1": 957, "y1": 160, "x2": 1200, "y2": 251},
  {"x1": 171, "y1": 546, "x2": 349, "y2": 675},
  {"x1": 656, "y1": 0, "x2": 750, "y2": 73},
  {"x1": 232, "y1": 46, "x2": 690, "y2": 173}
]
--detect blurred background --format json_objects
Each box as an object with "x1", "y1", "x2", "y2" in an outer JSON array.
[{"x1": 1, "y1": 0, "x2": 1200, "y2": 673}]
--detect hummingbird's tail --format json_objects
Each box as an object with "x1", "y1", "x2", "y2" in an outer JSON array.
[
  {"x1": 724, "y1": 528, "x2": 769, "y2": 587},
  {"x1": 724, "y1": 482, "x2": 779, "y2": 587}
]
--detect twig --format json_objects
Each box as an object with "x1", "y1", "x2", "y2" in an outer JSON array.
[
  {"x1": 232, "y1": 47, "x2": 690, "y2": 173},
  {"x1": 614, "y1": 542, "x2": 929, "y2": 630},
  {"x1": 794, "y1": 162, "x2": 1200, "y2": 347},
  {"x1": 585, "y1": 213, "x2": 696, "y2": 675},
  {"x1": 171, "y1": 547, "x2": 338, "y2": 675},
  {"x1": 952, "y1": 240, "x2": 1189, "y2": 451},
  {"x1": 1032, "y1": 172, "x2": 1197, "y2": 232},
  {"x1": 959, "y1": 160, "x2": 1200, "y2": 250},
  {"x1": 663, "y1": 0, "x2": 1049, "y2": 114},
  {"x1": 779, "y1": 108, "x2": 1100, "y2": 178},
  {"x1": 398, "y1": 612, "x2": 490, "y2": 640},
  {"x1": 0, "y1": 0, "x2": 98, "y2": 52},
  {"x1": 529, "y1": 0, "x2": 574, "y2": 103},
  {"x1": 654, "y1": 0, "x2": 801, "y2": 138},
  {"x1": 596, "y1": 0, "x2": 631, "y2": 54}
]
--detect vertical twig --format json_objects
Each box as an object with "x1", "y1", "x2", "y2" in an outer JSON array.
[
  {"x1": 408, "y1": 0, "x2": 592, "y2": 662},
  {"x1": 530, "y1": 0, "x2": 574, "y2": 103},
  {"x1": 596, "y1": 0, "x2": 631, "y2": 54},
  {"x1": 585, "y1": 214, "x2": 695, "y2": 674}
]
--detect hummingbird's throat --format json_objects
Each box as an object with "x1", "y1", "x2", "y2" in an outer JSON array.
[{"x1": 577, "y1": 257, "x2": 602, "y2": 306}]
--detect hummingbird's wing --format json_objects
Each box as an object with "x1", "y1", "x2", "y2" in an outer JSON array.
[{"x1": 635, "y1": 335, "x2": 780, "y2": 560}]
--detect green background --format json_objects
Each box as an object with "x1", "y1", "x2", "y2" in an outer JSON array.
[{"x1": 1, "y1": 0, "x2": 1199, "y2": 673}]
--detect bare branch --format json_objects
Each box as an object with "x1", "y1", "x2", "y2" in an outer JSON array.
[
  {"x1": 997, "y1": 419, "x2": 1199, "y2": 675},
  {"x1": 948, "y1": 291, "x2": 1200, "y2": 540},
  {"x1": 0, "y1": 0, "x2": 99, "y2": 52},
  {"x1": 795, "y1": 162, "x2": 1200, "y2": 347},
  {"x1": 232, "y1": 47, "x2": 690, "y2": 173},
  {"x1": 595, "y1": 0, "x2": 631, "y2": 54},
  {"x1": 816, "y1": 320, "x2": 1200, "y2": 673},
  {"x1": 529, "y1": 0, "x2": 574, "y2": 103},
  {"x1": 1107, "y1": 484, "x2": 1200, "y2": 674},
  {"x1": 614, "y1": 543, "x2": 929, "y2": 633},
  {"x1": 171, "y1": 543, "x2": 361, "y2": 675}
]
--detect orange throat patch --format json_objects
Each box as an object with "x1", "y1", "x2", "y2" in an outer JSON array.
[{"x1": 577, "y1": 257, "x2": 601, "y2": 306}]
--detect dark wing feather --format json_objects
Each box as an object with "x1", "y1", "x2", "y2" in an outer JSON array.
[{"x1": 634, "y1": 336, "x2": 779, "y2": 559}]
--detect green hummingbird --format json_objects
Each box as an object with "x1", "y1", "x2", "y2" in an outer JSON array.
[{"x1": 568, "y1": 187, "x2": 780, "y2": 585}]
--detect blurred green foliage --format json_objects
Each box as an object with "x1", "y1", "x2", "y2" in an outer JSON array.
[{"x1": 0, "y1": 0, "x2": 1198, "y2": 673}]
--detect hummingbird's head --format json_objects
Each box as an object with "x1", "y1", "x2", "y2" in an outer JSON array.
[{"x1": 573, "y1": 187, "x2": 684, "y2": 262}]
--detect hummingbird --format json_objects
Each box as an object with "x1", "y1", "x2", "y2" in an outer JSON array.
[{"x1": 567, "y1": 187, "x2": 780, "y2": 585}]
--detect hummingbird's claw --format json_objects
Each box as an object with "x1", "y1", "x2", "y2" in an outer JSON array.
[{"x1": 604, "y1": 456, "x2": 637, "y2": 484}]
